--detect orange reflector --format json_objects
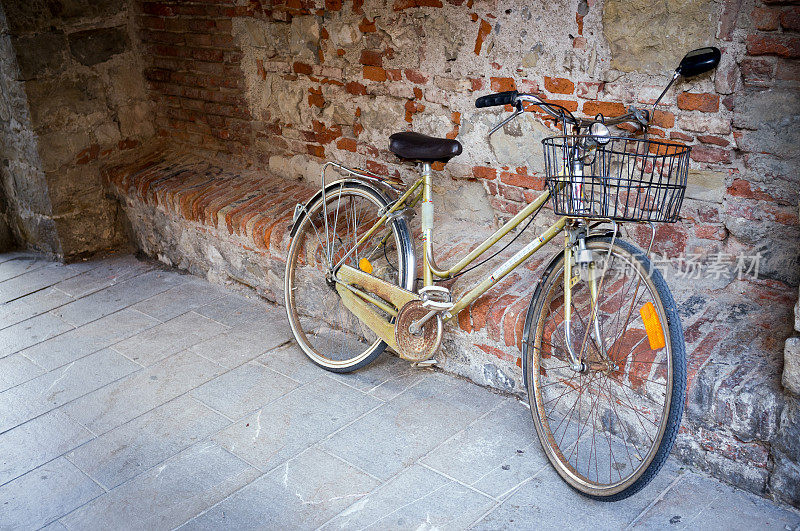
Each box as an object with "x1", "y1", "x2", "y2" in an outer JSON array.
[
  {"x1": 358, "y1": 258, "x2": 373, "y2": 274},
  {"x1": 640, "y1": 302, "x2": 666, "y2": 350}
]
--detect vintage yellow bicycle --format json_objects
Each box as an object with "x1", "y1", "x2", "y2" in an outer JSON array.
[{"x1": 284, "y1": 48, "x2": 721, "y2": 500}]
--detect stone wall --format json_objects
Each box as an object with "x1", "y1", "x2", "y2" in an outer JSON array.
[
  {"x1": 123, "y1": 0, "x2": 800, "y2": 505},
  {"x1": 0, "y1": 0, "x2": 155, "y2": 258}
]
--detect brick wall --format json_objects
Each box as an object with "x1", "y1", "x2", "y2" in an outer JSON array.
[{"x1": 138, "y1": 0, "x2": 252, "y2": 156}]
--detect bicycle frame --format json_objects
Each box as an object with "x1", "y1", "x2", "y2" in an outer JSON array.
[{"x1": 328, "y1": 161, "x2": 582, "y2": 358}]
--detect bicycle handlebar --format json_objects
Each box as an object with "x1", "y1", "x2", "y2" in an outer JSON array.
[{"x1": 475, "y1": 91, "x2": 649, "y2": 130}]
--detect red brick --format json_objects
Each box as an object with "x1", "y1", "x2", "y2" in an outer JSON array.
[
  {"x1": 727, "y1": 178, "x2": 775, "y2": 201},
  {"x1": 474, "y1": 18, "x2": 491, "y2": 55},
  {"x1": 293, "y1": 62, "x2": 313, "y2": 75},
  {"x1": 782, "y1": 7, "x2": 800, "y2": 30},
  {"x1": 307, "y1": 144, "x2": 325, "y2": 158},
  {"x1": 386, "y1": 68, "x2": 402, "y2": 81},
  {"x1": 490, "y1": 77, "x2": 516, "y2": 92},
  {"x1": 336, "y1": 137, "x2": 357, "y2": 152},
  {"x1": 695, "y1": 225, "x2": 727, "y2": 240},
  {"x1": 358, "y1": 17, "x2": 376, "y2": 32},
  {"x1": 741, "y1": 57, "x2": 775, "y2": 86},
  {"x1": 472, "y1": 166, "x2": 496, "y2": 180},
  {"x1": 746, "y1": 35, "x2": 800, "y2": 57},
  {"x1": 690, "y1": 145, "x2": 731, "y2": 164},
  {"x1": 544, "y1": 76, "x2": 574, "y2": 95},
  {"x1": 404, "y1": 69, "x2": 428, "y2": 84},
  {"x1": 363, "y1": 65, "x2": 387, "y2": 82},
  {"x1": 677, "y1": 92, "x2": 720, "y2": 112},
  {"x1": 575, "y1": 81, "x2": 603, "y2": 99},
  {"x1": 366, "y1": 160, "x2": 387, "y2": 175},
  {"x1": 752, "y1": 6, "x2": 781, "y2": 30},
  {"x1": 359, "y1": 50, "x2": 383, "y2": 67},
  {"x1": 499, "y1": 170, "x2": 544, "y2": 190},
  {"x1": 141, "y1": 2, "x2": 175, "y2": 16},
  {"x1": 697, "y1": 135, "x2": 730, "y2": 147},
  {"x1": 475, "y1": 344, "x2": 515, "y2": 363},
  {"x1": 651, "y1": 110, "x2": 675, "y2": 128},
  {"x1": 345, "y1": 81, "x2": 366, "y2": 95},
  {"x1": 582, "y1": 101, "x2": 626, "y2": 117},
  {"x1": 393, "y1": 0, "x2": 443, "y2": 10}
]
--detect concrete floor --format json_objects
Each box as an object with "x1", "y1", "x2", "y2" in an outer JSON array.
[{"x1": 0, "y1": 251, "x2": 798, "y2": 530}]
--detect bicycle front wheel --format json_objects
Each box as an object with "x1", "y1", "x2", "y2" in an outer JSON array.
[
  {"x1": 524, "y1": 236, "x2": 685, "y2": 501},
  {"x1": 284, "y1": 181, "x2": 414, "y2": 373}
]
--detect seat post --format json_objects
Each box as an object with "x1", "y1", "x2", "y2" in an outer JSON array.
[{"x1": 420, "y1": 162, "x2": 433, "y2": 287}]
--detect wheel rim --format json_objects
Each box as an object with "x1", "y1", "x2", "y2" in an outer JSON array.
[
  {"x1": 530, "y1": 241, "x2": 673, "y2": 496},
  {"x1": 285, "y1": 186, "x2": 406, "y2": 369}
]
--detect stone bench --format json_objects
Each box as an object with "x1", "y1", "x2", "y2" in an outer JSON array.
[{"x1": 102, "y1": 147, "x2": 549, "y2": 394}]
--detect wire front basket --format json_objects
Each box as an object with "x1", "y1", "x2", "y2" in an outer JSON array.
[{"x1": 542, "y1": 136, "x2": 691, "y2": 223}]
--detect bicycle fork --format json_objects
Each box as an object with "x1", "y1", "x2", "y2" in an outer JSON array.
[{"x1": 562, "y1": 228, "x2": 609, "y2": 372}]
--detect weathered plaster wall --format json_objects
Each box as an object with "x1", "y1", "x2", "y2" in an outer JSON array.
[{"x1": 0, "y1": 0, "x2": 155, "y2": 258}]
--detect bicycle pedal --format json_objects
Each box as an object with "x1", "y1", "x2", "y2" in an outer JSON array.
[
  {"x1": 413, "y1": 359, "x2": 438, "y2": 368},
  {"x1": 418, "y1": 286, "x2": 453, "y2": 311}
]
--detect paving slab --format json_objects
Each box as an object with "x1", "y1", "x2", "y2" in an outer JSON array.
[
  {"x1": 0, "y1": 255, "x2": 49, "y2": 282},
  {"x1": 0, "y1": 311, "x2": 74, "y2": 357},
  {"x1": 327, "y1": 352, "x2": 427, "y2": 401},
  {"x1": 21, "y1": 308, "x2": 161, "y2": 370},
  {"x1": 0, "y1": 409, "x2": 93, "y2": 486},
  {"x1": 179, "y1": 447, "x2": 381, "y2": 530},
  {"x1": 53, "y1": 254, "x2": 153, "y2": 298},
  {"x1": 113, "y1": 311, "x2": 229, "y2": 367},
  {"x1": 59, "y1": 442, "x2": 260, "y2": 531},
  {"x1": 66, "y1": 395, "x2": 230, "y2": 490},
  {"x1": 256, "y1": 342, "x2": 326, "y2": 384},
  {"x1": 62, "y1": 350, "x2": 225, "y2": 434},
  {"x1": 422, "y1": 398, "x2": 549, "y2": 498},
  {"x1": 630, "y1": 470, "x2": 800, "y2": 530},
  {"x1": 191, "y1": 361, "x2": 299, "y2": 419},
  {"x1": 0, "y1": 262, "x2": 82, "y2": 304},
  {"x1": 194, "y1": 293, "x2": 271, "y2": 327},
  {"x1": 0, "y1": 348, "x2": 141, "y2": 433},
  {"x1": 319, "y1": 371, "x2": 506, "y2": 481},
  {"x1": 51, "y1": 269, "x2": 184, "y2": 327},
  {"x1": 130, "y1": 279, "x2": 230, "y2": 322},
  {"x1": 0, "y1": 353, "x2": 45, "y2": 392},
  {"x1": 213, "y1": 376, "x2": 383, "y2": 471},
  {"x1": 321, "y1": 463, "x2": 496, "y2": 530},
  {"x1": 0, "y1": 457, "x2": 103, "y2": 530},
  {"x1": 0, "y1": 287, "x2": 75, "y2": 331}
]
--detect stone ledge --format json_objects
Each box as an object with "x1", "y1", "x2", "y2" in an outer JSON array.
[{"x1": 102, "y1": 148, "x2": 547, "y2": 395}]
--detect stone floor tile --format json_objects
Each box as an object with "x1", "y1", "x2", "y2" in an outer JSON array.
[
  {"x1": 0, "y1": 251, "x2": 38, "y2": 265},
  {"x1": 472, "y1": 459, "x2": 686, "y2": 530},
  {"x1": 0, "y1": 409, "x2": 93, "y2": 486},
  {"x1": 62, "y1": 350, "x2": 225, "y2": 434},
  {"x1": 113, "y1": 311, "x2": 229, "y2": 366},
  {"x1": 256, "y1": 343, "x2": 328, "y2": 384},
  {"x1": 0, "y1": 348, "x2": 141, "y2": 433},
  {"x1": 0, "y1": 262, "x2": 82, "y2": 304},
  {"x1": 319, "y1": 372, "x2": 505, "y2": 481},
  {"x1": 422, "y1": 398, "x2": 549, "y2": 495},
  {"x1": 22, "y1": 308, "x2": 161, "y2": 370},
  {"x1": 59, "y1": 442, "x2": 260, "y2": 531},
  {"x1": 191, "y1": 361, "x2": 298, "y2": 419},
  {"x1": 0, "y1": 311, "x2": 74, "y2": 357},
  {"x1": 0, "y1": 353, "x2": 45, "y2": 392},
  {"x1": 190, "y1": 310, "x2": 292, "y2": 369},
  {"x1": 0, "y1": 457, "x2": 103, "y2": 530},
  {"x1": 327, "y1": 353, "x2": 427, "y2": 401},
  {"x1": 321, "y1": 464, "x2": 495, "y2": 530},
  {"x1": 194, "y1": 293, "x2": 270, "y2": 327},
  {"x1": 130, "y1": 279, "x2": 229, "y2": 322},
  {"x1": 53, "y1": 254, "x2": 153, "y2": 298},
  {"x1": 51, "y1": 269, "x2": 184, "y2": 327},
  {"x1": 179, "y1": 447, "x2": 381, "y2": 530},
  {"x1": 631, "y1": 470, "x2": 800, "y2": 530},
  {"x1": 213, "y1": 376, "x2": 382, "y2": 471},
  {"x1": 0, "y1": 255, "x2": 48, "y2": 282},
  {"x1": 0, "y1": 287, "x2": 74, "y2": 331},
  {"x1": 66, "y1": 395, "x2": 230, "y2": 489}
]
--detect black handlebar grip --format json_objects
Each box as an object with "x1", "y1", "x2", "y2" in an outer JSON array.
[{"x1": 475, "y1": 90, "x2": 519, "y2": 108}]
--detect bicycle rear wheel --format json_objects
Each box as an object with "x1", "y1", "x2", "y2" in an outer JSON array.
[
  {"x1": 523, "y1": 236, "x2": 685, "y2": 500},
  {"x1": 284, "y1": 181, "x2": 414, "y2": 372}
]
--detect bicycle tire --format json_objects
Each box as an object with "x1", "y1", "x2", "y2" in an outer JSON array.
[
  {"x1": 523, "y1": 236, "x2": 686, "y2": 501},
  {"x1": 284, "y1": 181, "x2": 415, "y2": 373}
]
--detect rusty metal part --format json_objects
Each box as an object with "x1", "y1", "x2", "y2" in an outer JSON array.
[{"x1": 395, "y1": 300, "x2": 443, "y2": 362}]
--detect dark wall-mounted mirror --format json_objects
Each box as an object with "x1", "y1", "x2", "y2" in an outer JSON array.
[{"x1": 676, "y1": 47, "x2": 721, "y2": 78}]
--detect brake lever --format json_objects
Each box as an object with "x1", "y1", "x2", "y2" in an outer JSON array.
[{"x1": 488, "y1": 102, "x2": 523, "y2": 138}]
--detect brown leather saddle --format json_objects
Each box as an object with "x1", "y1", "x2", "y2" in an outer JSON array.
[{"x1": 388, "y1": 132, "x2": 462, "y2": 162}]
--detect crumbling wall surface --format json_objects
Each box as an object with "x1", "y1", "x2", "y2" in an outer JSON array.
[
  {"x1": 0, "y1": 0, "x2": 155, "y2": 258},
  {"x1": 0, "y1": 3, "x2": 59, "y2": 254},
  {"x1": 125, "y1": 0, "x2": 799, "y2": 505}
]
